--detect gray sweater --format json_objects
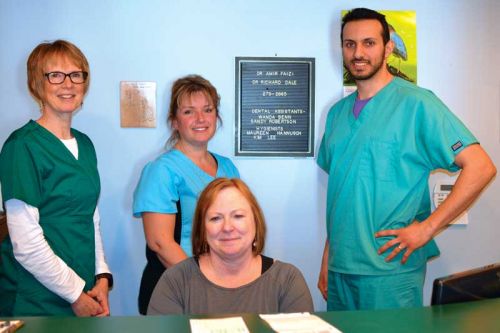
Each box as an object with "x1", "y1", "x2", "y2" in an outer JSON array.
[{"x1": 148, "y1": 257, "x2": 314, "y2": 315}]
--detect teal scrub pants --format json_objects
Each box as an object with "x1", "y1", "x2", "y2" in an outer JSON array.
[{"x1": 327, "y1": 265, "x2": 426, "y2": 310}]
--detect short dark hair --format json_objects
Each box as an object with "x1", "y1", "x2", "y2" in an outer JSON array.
[
  {"x1": 192, "y1": 178, "x2": 266, "y2": 257},
  {"x1": 341, "y1": 8, "x2": 390, "y2": 45}
]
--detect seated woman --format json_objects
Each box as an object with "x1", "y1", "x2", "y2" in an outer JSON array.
[
  {"x1": 148, "y1": 178, "x2": 314, "y2": 314},
  {"x1": 133, "y1": 75, "x2": 239, "y2": 315}
]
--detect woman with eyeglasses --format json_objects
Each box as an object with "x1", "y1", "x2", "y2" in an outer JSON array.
[{"x1": 0, "y1": 40, "x2": 112, "y2": 316}]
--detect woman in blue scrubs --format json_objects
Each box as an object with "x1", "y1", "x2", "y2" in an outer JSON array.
[{"x1": 133, "y1": 75, "x2": 239, "y2": 314}]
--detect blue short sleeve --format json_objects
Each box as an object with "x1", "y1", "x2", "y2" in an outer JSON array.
[
  {"x1": 317, "y1": 108, "x2": 338, "y2": 174},
  {"x1": 133, "y1": 159, "x2": 179, "y2": 217},
  {"x1": 317, "y1": 133, "x2": 330, "y2": 173},
  {"x1": 317, "y1": 98, "x2": 353, "y2": 174},
  {"x1": 416, "y1": 92, "x2": 477, "y2": 172}
]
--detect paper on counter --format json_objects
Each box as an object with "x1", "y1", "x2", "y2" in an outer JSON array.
[
  {"x1": 189, "y1": 317, "x2": 249, "y2": 333},
  {"x1": 260, "y1": 312, "x2": 342, "y2": 333}
]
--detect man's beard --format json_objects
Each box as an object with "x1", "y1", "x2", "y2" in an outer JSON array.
[{"x1": 344, "y1": 55, "x2": 385, "y2": 81}]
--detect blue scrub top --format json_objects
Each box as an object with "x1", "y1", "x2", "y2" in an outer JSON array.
[
  {"x1": 133, "y1": 149, "x2": 240, "y2": 255},
  {"x1": 318, "y1": 77, "x2": 477, "y2": 275}
]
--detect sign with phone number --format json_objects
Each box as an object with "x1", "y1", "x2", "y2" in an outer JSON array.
[{"x1": 235, "y1": 57, "x2": 315, "y2": 157}]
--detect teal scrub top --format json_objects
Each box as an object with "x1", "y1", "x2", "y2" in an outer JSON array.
[
  {"x1": 0, "y1": 120, "x2": 100, "y2": 316},
  {"x1": 317, "y1": 78, "x2": 477, "y2": 275},
  {"x1": 133, "y1": 149, "x2": 240, "y2": 256}
]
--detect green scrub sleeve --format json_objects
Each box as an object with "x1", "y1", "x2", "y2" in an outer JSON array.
[{"x1": 0, "y1": 136, "x2": 42, "y2": 208}]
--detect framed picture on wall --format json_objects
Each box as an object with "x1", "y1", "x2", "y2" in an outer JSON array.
[
  {"x1": 235, "y1": 57, "x2": 315, "y2": 157},
  {"x1": 120, "y1": 81, "x2": 157, "y2": 128}
]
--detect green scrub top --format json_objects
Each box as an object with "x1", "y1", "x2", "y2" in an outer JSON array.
[
  {"x1": 0, "y1": 120, "x2": 100, "y2": 316},
  {"x1": 317, "y1": 78, "x2": 477, "y2": 275}
]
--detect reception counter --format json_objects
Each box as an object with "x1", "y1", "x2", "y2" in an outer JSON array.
[{"x1": 3, "y1": 298, "x2": 500, "y2": 333}]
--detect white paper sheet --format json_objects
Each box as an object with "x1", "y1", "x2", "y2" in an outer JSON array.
[
  {"x1": 189, "y1": 317, "x2": 249, "y2": 333},
  {"x1": 260, "y1": 312, "x2": 342, "y2": 333}
]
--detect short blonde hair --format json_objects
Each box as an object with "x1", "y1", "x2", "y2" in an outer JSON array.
[
  {"x1": 192, "y1": 178, "x2": 266, "y2": 257},
  {"x1": 27, "y1": 40, "x2": 90, "y2": 107}
]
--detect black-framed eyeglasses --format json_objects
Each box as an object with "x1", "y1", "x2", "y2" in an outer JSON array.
[{"x1": 44, "y1": 71, "x2": 88, "y2": 84}]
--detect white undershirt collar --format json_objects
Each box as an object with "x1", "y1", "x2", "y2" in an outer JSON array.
[{"x1": 60, "y1": 138, "x2": 78, "y2": 160}]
